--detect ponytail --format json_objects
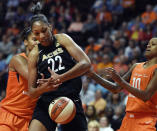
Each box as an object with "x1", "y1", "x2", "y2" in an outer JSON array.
[{"x1": 30, "y1": 1, "x2": 49, "y2": 27}]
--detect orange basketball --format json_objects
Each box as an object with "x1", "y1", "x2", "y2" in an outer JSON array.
[{"x1": 48, "y1": 97, "x2": 76, "y2": 124}]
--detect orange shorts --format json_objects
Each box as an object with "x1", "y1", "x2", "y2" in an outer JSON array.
[
  {"x1": 0, "y1": 107, "x2": 30, "y2": 131},
  {"x1": 117, "y1": 112, "x2": 157, "y2": 131}
]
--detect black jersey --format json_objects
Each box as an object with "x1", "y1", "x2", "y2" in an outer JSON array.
[{"x1": 37, "y1": 36, "x2": 82, "y2": 102}]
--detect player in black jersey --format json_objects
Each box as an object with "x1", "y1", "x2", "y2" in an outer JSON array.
[{"x1": 27, "y1": 2, "x2": 91, "y2": 131}]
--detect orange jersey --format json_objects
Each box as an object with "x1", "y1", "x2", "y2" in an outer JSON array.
[
  {"x1": 126, "y1": 62, "x2": 157, "y2": 114},
  {"x1": 0, "y1": 53, "x2": 37, "y2": 120}
]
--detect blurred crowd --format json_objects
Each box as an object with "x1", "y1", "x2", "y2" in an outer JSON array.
[{"x1": 1, "y1": 0, "x2": 157, "y2": 130}]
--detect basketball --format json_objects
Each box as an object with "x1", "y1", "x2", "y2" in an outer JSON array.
[{"x1": 48, "y1": 97, "x2": 76, "y2": 124}]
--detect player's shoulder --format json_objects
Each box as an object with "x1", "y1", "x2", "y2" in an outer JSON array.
[
  {"x1": 129, "y1": 63, "x2": 140, "y2": 72},
  {"x1": 54, "y1": 33, "x2": 71, "y2": 41},
  {"x1": 54, "y1": 33, "x2": 73, "y2": 46},
  {"x1": 132, "y1": 62, "x2": 141, "y2": 68},
  {"x1": 54, "y1": 33, "x2": 68, "y2": 38},
  {"x1": 9, "y1": 54, "x2": 27, "y2": 71},
  {"x1": 11, "y1": 54, "x2": 26, "y2": 63}
]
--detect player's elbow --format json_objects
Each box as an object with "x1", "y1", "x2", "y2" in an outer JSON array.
[{"x1": 80, "y1": 60, "x2": 91, "y2": 71}]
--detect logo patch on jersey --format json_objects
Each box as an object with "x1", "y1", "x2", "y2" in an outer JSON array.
[
  {"x1": 134, "y1": 73, "x2": 148, "y2": 78},
  {"x1": 42, "y1": 48, "x2": 64, "y2": 61}
]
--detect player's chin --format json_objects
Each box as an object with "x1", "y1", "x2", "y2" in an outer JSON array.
[{"x1": 144, "y1": 51, "x2": 149, "y2": 58}]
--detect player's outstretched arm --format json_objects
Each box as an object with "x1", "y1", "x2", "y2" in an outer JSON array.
[
  {"x1": 86, "y1": 69, "x2": 122, "y2": 94},
  {"x1": 86, "y1": 64, "x2": 137, "y2": 94},
  {"x1": 105, "y1": 67, "x2": 157, "y2": 102}
]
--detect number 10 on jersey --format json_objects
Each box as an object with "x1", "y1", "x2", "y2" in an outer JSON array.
[{"x1": 132, "y1": 77, "x2": 141, "y2": 90}]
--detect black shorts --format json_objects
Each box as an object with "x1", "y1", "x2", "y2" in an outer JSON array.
[{"x1": 32, "y1": 96, "x2": 87, "y2": 131}]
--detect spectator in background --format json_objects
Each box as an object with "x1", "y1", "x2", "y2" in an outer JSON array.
[
  {"x1": 85, "y1": 37, "x2": 102, "y2": 54},
  {"x1": 113, "y1": 54, "x2": 129, "y2": 76},
  {"x1": 102, "y1": 45, "x2": 114, "y2": 61},
  {"x1": 111, "y1": 105, "x2": 124, "y2": 130},
  {"x1": 7, "y1": 0, "x2": 19, "y2": 8},
  {"x1": 141, "y1": 4, "x2": 156, "y2": 25},
  {"x1": 92, "y1": 0, "x2": 105, "y2": 13},
  {"x1": 109, "y1": 0, "x2": 123, "y2": 28},
  {"x1": 121, "y1": 0, "x2": 135, "y2": 8},
  {"x1": 65, "y1": 1, "x2": 75, "y2": 15},
  {"x1": 120, "y1": 22, "x2": 130, "y2": 38},
  {"x1": 7, "y1": 23, "x2": 20, "y2": 36},
  {"x1": 95, "y1": 83, "x2": 109, "y2": 99},
  {"x1": 90, "y1": 90, "x2": 107, "y2": 116},
  {"x1": 143, "y1": 24, "x2": 153, "y2": 41},
  {"x1": 128, "y1": 16, "x2": 145, "y2": 33},
  {"x1": 112, "y1": 38, "x2": 124, "y2": 55},
  {"x1": 85, "y1": 105, "x2": 98, "y2": 122},
  {"x1": 0, "y1": 35, "x2": 13, "y2": 56},
  {"x1": 102, "y1": 31, "x2": 113, "y2": 46},
  {"x1": 124, "y1": 40, "x2": 141, "y2": 61},
  {"x1": 109, "y1": 0, "x2": 123, "y2": 15},
  {"x1": 5, "y1": 7, "x2": 16, "y2": 24},
  {"x1": 88, "y1": 120, "x2": 100, "y2": 131},
  {"x1": 121, "y1": 0, "x2": 135, "y2": 21},
  {"x1": 88, "y1": 51, "x2": 99, "y2": 72},
  {"x1": 130, "y1": 23, "x2": 140, "y2": 41},
  {"x1": 96, "y1": 5, "x2": 112, "y2": 32},
  {"x1": 48, "y1": 5, "x2": 58, "y2": 20},
  {"x1": 80, "y1": 78, "x2": 95, "y2": 105},
  {"x1": 14, "y1": 7, "x2": 26, "y2": 26},
  {"x1": 99, "y1": 116, "x2": 114, "y2": 131},
  {"x1": 5, "y1": 46, "x2": 18, "y2": 65},
  {"x1": 107, "y1": 93, "x2": 124, "y2": 113},
  {"x1": 97, "y1": 54, "x2": 113, "y2": 74},
  {"x1": 96, "y1": 5, "x2": 112, "y2": 24},
  {"x1": 68, "y1": 15, "x2": 83, "y2": 32},
  {"x1": 105, "y1": 106, "x2": 114, "y2": 123},
  {"x1": 82, "y1": 13, "x2": 99, "y2": 39}
]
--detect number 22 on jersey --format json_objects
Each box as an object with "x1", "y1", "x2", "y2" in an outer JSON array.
[{"x1": 48, "y1": 55, "x2": 65, "y2": 72}]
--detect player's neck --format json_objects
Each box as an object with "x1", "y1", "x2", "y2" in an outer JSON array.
[
  {"x1": 145, "y1": 57, "x2": 157, "y2": 67},
  {"x1": 26, "y1": 48, "x2": 29, "y2": 57}
]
